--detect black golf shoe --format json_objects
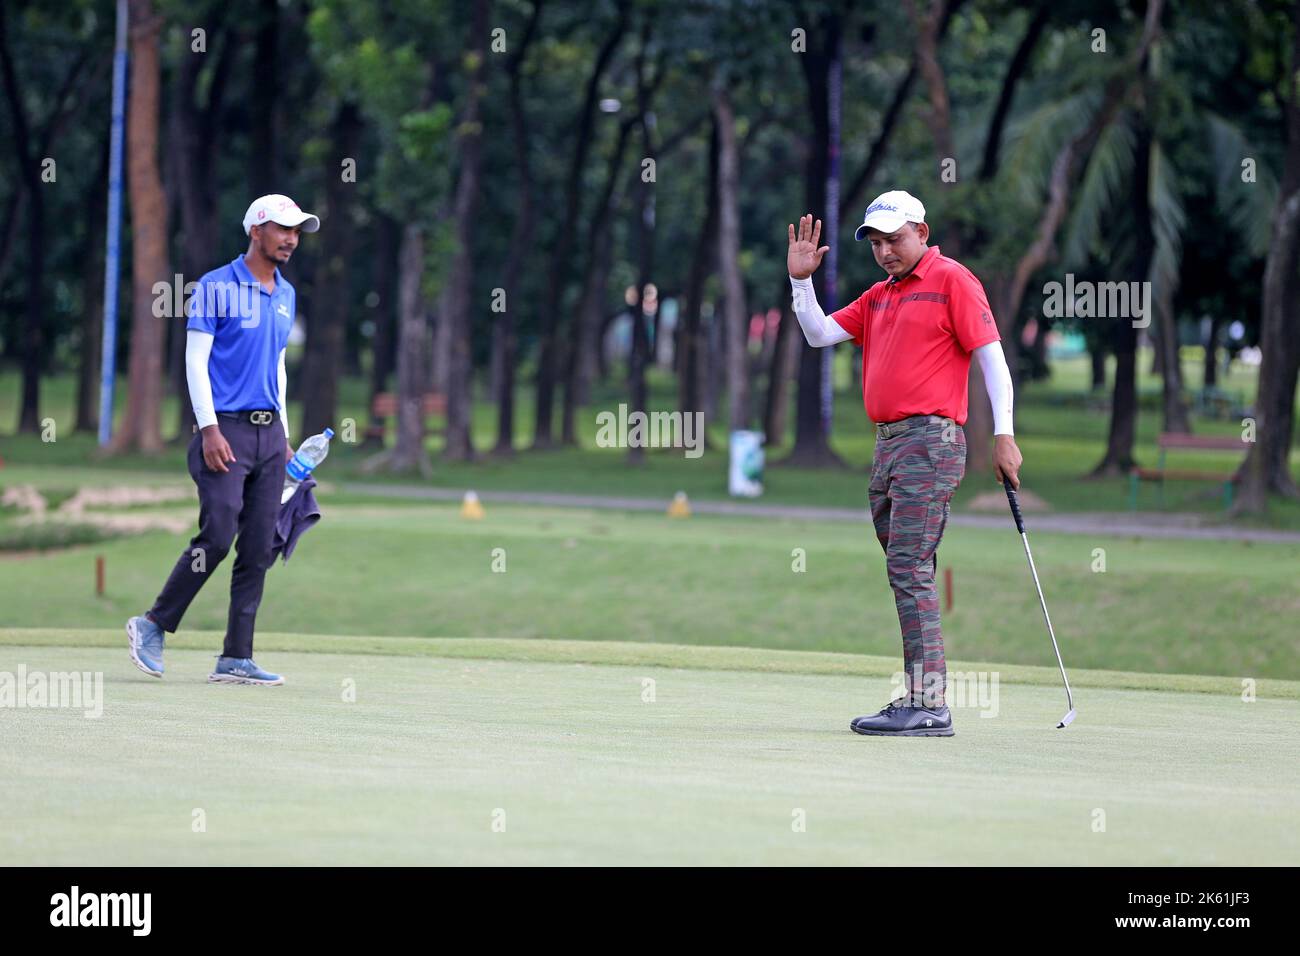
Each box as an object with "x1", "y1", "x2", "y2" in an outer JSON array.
[{"x1": 850, "y1": 699, "x2": 954, "y2": 737}]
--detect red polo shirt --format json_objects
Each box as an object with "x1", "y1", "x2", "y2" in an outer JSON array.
[{"x1": 830, "y1": 245, "x2": 1000, "y2": 426}]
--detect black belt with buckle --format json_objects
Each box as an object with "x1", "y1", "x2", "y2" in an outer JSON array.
[
  {"x1": 217, "y1": 409, "x2": 277, "y2": 426},
  {"x1": 875, "y1": 414, "x2": 954, "y2": 439}
]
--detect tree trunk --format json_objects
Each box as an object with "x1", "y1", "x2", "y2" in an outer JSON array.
[
  {"x1": 0, "y1": 189, "x2": 24, "y2": 295},
  {"x1": 1094, "y1": 323, "x2": 1139, "y2": 475},
  {"x1": 111, "y1": 0, "x2": 170, "y2": 454},
  {"x1": 532, "y1": 5, "x2": 628, "y2": 449},
  {"x1": 1026, "y1": 314, "x2": 1051, "y2": 380},
  {"x1": 714, "y1": 84, "x2": 748, "y2": 433},
  {"x1": 0, "y1": 6, "x2": 99, "y2": 433},
  {"x1": 679, "y1": 120, "x2": 719, "y2": 431},
  {"x1": 492, "y1": 1, "x2": 543, "y2": 456},
  {"x1": 980, "y1": 2, "x2": 1049, "y2": 180},
  {"x1": 910, "y1": 0, "x2": 1041, "y2": 467},
  {"x1": 169, "y1": 18, "x2": 233, "y2": 440},
  {"x1": 430, "y1": 296, "x2": 449, "y2": 396},
  {"x1": 1202, "y1": 313, "x2": 1220, "y2": 388},
  {"x1": 363, "y1": 212, "x2": 400, "y2": 448},
  {"x1": 301, "y1": 100, "x2": 363, "y2": 440},
  {"x1": 578, "y1": 222, "x2": 616, "y2": 407},
  {"x1": 75, "y1": 145, "x2": 110, "y2": 432},
  {"x1": 1154, "y1": 286, "x2": 1190, "y2": 433},
  {"x1": 0, "y1": 7, "x2": 43, "y2": 433},
  {"x1": 1233, "y1": 1, "x2": 1300, "y2": 512},
  {"x1": 1089, "y1": 338, "x2": 1107, "y2": 391},
  {"x1": 1090, "y1": 128, "x2": 1154, "y2": 477},
  {"x1": 168, "y1": 40, "x2": 201, "y2": 440},
  {"x1": 763, "y1": 273, "x2": 798, "y2": 446},
  {"x1": 1234, "y1": 189, "x2": 1300, "y2": 510},
  {"x1": 906, "y1": 0, "x2": 962, "y2": 257},
  {"x1": 441, "y1": 0, "x2": 491, "y2": 461},
  {"x1": 563, "y1": 212, "x2": 617, "y2": 443},
  {"x1": 371, "y1": 224, "x2": 432, "y2": 475},
  {"x1": 785, "y1": 11, "x2": 843, "y2": 467},
  {"x1": 248, "y1": 0, "x2": 280, "y2": 197},
  {"x1": 993, "y1": 0, "x2": 1163, "y2": 338},
  {"x1": 15, "y1": 164, "x2": 44, "y2": 435},
  {"x1": 627, "y1": 26, "x2": 655, "y2": 466},
  {"x1": 704, "y1": 303, "x2": 723, "y2": 423},
  {"x1": 562, "y1": 112, "x2": 638, "y2": 443},
  {"x1": 985, "y1": 0, "x2": 1164, "y2": 473}
]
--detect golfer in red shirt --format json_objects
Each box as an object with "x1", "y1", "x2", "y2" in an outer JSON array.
[{"x1": 788, "y1": 190, "x2": 1023, "y2": 737}]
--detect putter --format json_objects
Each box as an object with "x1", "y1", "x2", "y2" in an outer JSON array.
[{"x1": 1003, "y1": 477, "x2": 1077, "y2": 729}]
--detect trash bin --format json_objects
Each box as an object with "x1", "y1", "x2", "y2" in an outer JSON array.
[{"x1": 728, "y1": 430, "x2": 764, "y2": 498}]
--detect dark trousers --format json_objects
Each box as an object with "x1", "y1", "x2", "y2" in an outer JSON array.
[{"x1": 149, "y1": 418, "x2": 284, "y2": 658}]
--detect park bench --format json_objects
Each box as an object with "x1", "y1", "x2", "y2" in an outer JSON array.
[
  {"x1": 365, "y1": 391, "x2": 446, "y2": 444},
  {"x1": 1128, "y1": 432, "x2": 1245, "y2": 511}
]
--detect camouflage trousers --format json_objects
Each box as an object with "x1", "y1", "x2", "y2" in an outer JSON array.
[{"x1": 868, "y1": 414, "x2": 967, "y2": 708}]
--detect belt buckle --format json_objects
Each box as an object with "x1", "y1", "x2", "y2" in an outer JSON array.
[{"x1": 250, "y1": 410, "x2": 273, "y2": 426}]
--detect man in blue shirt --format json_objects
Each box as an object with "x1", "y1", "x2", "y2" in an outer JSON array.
[{"x1": 126, "y1": 194, "x2": 320, "y2": 686}]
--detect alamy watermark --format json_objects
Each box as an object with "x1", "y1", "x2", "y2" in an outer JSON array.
[
  {"x1": 50, "y1": 886, "x2": 150, "y2": 935},
  {"x1": 152, "y1": 275, "x2": 270, "y2": 328},
  {"x1": 890, "y1": 667, "x2": 1000, "y2": 717},
  {"x1": 0, "y1": 666, "x2": 103, "y2": 718},
  {"x1": 595, "y1": 404, "x2": 704, "y2": 459},
  {"x1": 1042, "y1": 274, "x2": 1150, "y2": 328}
]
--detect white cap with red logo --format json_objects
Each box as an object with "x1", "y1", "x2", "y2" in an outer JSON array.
[
  {"x1": 242, "y1": 194, "x2": 321, "y2": 235},
  {"x1": 854, "y1": 190, "x2": 925, "y2": 241}
]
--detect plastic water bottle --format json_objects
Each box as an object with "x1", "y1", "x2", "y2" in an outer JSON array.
[{"x1": 282, "y1": 427, "x2": 333, "y2": 504}]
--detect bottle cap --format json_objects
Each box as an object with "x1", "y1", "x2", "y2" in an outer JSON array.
[{"x1": 323, "y1": 428, "x2": 334, "y2": 439}]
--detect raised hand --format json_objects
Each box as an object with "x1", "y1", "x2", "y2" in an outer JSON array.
[{"x1": 787, "y1": 213, "x2": 830, "y2": 279}]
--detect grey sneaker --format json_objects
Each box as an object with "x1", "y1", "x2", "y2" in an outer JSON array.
[
  {"x1": 126, "y1": 615, "x2": 165, "y2": 677},
  {"x1": 208, "y1": 657, "x2": 284, "y2": 686}
]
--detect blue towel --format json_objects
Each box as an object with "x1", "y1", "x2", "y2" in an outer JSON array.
[{"x1": 272, "y1": 476, "x2": 322, "y2": 564}]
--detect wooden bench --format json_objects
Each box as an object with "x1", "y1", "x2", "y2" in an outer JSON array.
[
  {"x1": 1128, "y1": 433, "x2": 1245, "y2": 510},
  {"x1": 365, "y1": 391, "x2": 446, "y2": 443}
]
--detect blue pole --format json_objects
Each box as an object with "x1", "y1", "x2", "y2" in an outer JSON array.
[{"x1": 98, "y1": 0, "x2": 128, "y2": 447}]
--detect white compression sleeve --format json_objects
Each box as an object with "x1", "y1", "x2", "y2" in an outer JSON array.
[
  {"x1": 974, "y1": 341, "x2": 1014, "y2": 436},
  {"x1": 789, "y1": 275, "x2": 853, "y2": 347},
  {"x1": 278, "y1": 347, "x2": 289, "y2": 441},
  {"x1": 185, "y1": 330, "x2": 217, "y2": 429}
]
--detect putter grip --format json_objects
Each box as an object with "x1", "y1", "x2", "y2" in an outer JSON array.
[{"x1": 1003, "y1": 477, "x2": 1025, "y2": 534}]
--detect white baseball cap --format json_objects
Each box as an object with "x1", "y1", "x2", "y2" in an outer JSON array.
[
  {"x1": 242, "y1": 194, "x2": 320, "y2": 235},
  {"x1": 854, "y1": 190, "x2": 925, "y2": 240}
]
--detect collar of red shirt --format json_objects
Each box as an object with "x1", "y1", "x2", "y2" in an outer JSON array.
[{"x1": 888, "y1": 245, "x2": 941, "y2": 285}]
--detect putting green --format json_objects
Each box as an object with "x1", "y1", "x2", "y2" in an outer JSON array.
[{"x1": 1, "y1": 633, "x2": 1296, "y2": 865}]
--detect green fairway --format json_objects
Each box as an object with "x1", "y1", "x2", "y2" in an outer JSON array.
[
  {"x1": 2, "y1": 637, "x2": 1296, "y2": 865},
  {"x1": 2, "y1": 503, "x2": 1298, "y2": 680},
  {"x1": 5, "y1": 353, "x2": 1300, "y2": 527}
]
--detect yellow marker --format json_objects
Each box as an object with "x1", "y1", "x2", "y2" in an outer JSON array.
[
  {"x1": 461, "y1": 490, "x2": 485, "y2": 520},
  {"x1": 667, "y1": 491, "x2": 691, "y2": 518}
]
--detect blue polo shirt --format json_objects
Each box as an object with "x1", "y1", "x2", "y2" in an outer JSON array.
[{"x1": 186, "y1": 254, "x2": 295, "y2": 412}]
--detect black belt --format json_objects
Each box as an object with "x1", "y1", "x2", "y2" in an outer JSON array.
[
  {"x1": 875, "y1": 414, "x2": 955, "y2": 439},
  {"x1": 217, "y1": 409, "x2": 278, "y2": 426}
]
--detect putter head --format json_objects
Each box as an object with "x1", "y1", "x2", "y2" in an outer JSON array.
[{"x1": 1057, "y1": 708, "x2": 1077, "y2": 729}]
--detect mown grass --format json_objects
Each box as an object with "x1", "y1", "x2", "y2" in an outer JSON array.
[{"x1": 2, "y1": 502, "x2": 1296, "y2": 680}]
